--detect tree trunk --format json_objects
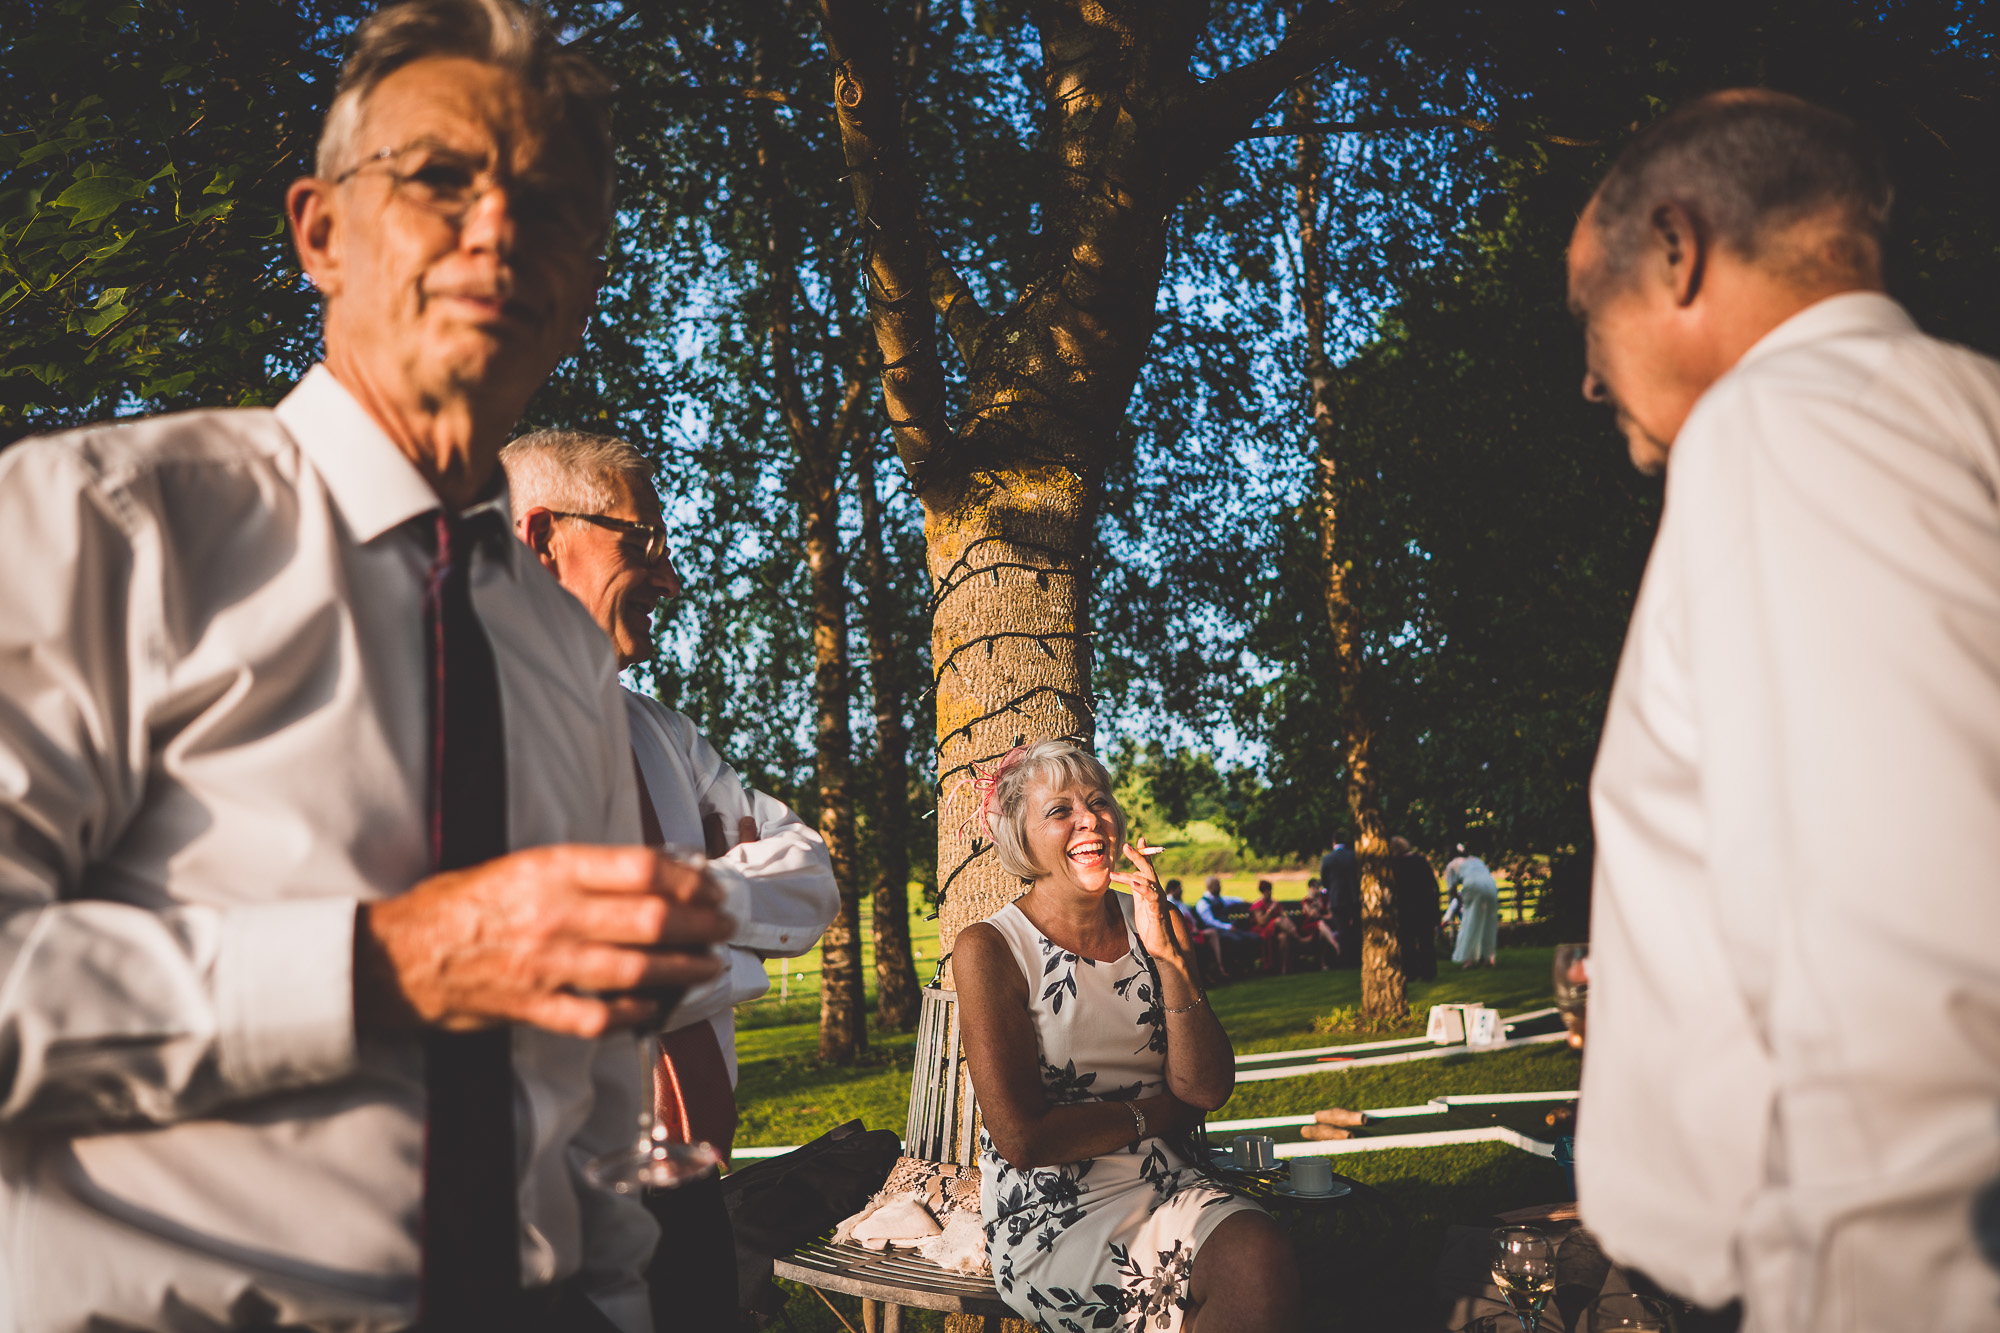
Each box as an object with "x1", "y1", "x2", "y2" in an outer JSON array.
[
  {"x1": 749, "y1": 77, "x2": 870, "y2": 1063},
  {"x1": 812, "y1": 0, "x2": 1419, "y2": 1307},
  {"x1": 857, "y1": 438, "x2": 922, "y2": 1033},
  {"x1": 1296, "y1": 74, "x2": 1405, "y2": 1021},
  {"x1": 817, "y1": 0, "x2": 1417, "y2": 1049},
  {"x1": 806, "y1": 440, "x2": 867, "y2": 1062}
]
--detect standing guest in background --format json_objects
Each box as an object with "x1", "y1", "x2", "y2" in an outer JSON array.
[
  {"x1": 1386, "y1": 837, "x2": 1440, "y2": 981},
  {"x1": 1573, "y1": 90, "x2": 2000, "y2": 1330},
  {"x1": 1446, "y1": 852, "x2": 1500, "y2": 969},
  {"x1": 1318, "y1": 835, "x2": 1361, "y2": 965},
  {"x1": 0, "y1": 3, "x2": 736, "y2": 1328},
  {"x1": 501, "y1": 429, "x2": 839, "y2": 1332}
]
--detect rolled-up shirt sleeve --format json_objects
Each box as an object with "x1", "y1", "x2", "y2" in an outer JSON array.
[
  {"x1": 0, "y1": 440, "x2": 356, "y2": 1131},
  {"x1": 635, "y1": 700, "x2": 837, "y2": 959}
]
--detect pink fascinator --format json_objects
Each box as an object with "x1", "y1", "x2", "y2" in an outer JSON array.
[{"x1": 963, "y1": 745, "x2": 1030, "y2": 843}]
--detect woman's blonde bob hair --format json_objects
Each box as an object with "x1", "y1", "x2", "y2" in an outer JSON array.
[{"x1": 983, "y1": 740, "x2": 1126, "y2": 881}]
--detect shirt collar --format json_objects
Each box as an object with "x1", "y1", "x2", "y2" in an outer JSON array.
[
  {"x1": 1734, "y1": 290, "x2": 1916, "y2": 374},
  {"x1": 275, "y1": 364, "x2": 508, "y2": 545}
]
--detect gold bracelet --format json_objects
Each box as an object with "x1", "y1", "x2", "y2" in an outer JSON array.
[
  {"x1": 1124, "y1": 1099, "x2": 1147, "y2": 1143},
  {"x1": 1163, "y1": 993, "x2": 1206, "y2": 1015}
]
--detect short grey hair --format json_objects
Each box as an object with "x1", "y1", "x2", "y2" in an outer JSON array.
[
  {"x1": 499, "y1": 428, "x2": 652, "y2": 522},
  {"x1": 1588, "y1": 89, "x2": 1891, "y2": 292},
  {"x1": 985, "y1": 741, "x2": 1126, "y2": 882},
  {"x1": 317, "y1": 0, "x2": 615, "y2": 232}
]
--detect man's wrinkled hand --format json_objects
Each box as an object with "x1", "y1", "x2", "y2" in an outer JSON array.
[{"x1": 355, "y1": 844, "x2": 734, "y2": 1040}]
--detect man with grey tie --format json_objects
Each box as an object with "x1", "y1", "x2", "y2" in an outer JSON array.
[{"x1": 0, "y1": 1, "x2": 728, "y2": 1328}]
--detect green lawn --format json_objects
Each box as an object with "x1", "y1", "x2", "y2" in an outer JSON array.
[
  {"x1": 741, "y1": 945, "x2": 1578, "y2": 1329},
  {"x1": 742, "y1": 877, "x2": 1543, "y2": 1028}
]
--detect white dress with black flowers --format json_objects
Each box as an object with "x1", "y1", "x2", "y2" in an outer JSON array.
[{"x1": 977, "y1": 893, "x2": 1264, "y2": 1332}]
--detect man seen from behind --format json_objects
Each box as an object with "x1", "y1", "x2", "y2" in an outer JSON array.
[{"x1": 1574, "y1": 90, "x2": 2000, "y2": 1330}]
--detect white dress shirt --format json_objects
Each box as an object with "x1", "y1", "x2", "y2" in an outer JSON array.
[
  {"x1": 1581, "y1": 293, "x2": 2000, "y2": 1332},
  {"x1": 0, "y1": 367, "x2": 655, "y2": 1332},
  {"x1": 623, "y1": 691, "x2": 836, "y2": 1086}
]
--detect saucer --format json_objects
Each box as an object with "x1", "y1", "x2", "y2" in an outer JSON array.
[{"x1": 1273, "y1": 1180, "x2": 1351, "y2": 1199}]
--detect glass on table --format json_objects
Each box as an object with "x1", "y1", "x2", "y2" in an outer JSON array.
[
  {"x1": 1490, "y1": 1225, "x2": 1557, "y2": 1332},
  {"x1": 1553, "y1": 943, "x2": 1589, "y2": 1047},
  {"x1": 1587, "y1": 1291, "x2": 1676, "y2": 1331},
  {"x1": 583, "y1": 842, "x2": 724, "y2": 1194}
]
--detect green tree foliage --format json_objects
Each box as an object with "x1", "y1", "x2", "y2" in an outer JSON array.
[
  {"x1": 6, "y1": 0, "x2": 1993, "y2": 936},
  {"x1": 1, "y1": 0, "x2": 360, "y2": 441},
  {"x1": 1197, "y1": 0, "x2": 2000, "y2": 872}
]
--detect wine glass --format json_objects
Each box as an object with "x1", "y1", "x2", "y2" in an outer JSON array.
[
  {"x1": 1587, "y1": 1291, "x2": 1676, "y2": 1331},
  {"x1": 1553, "y1": 943, "x2": 1589, "y2": 1039},
  {"x1": 1490, "y1": 1226, "x2": 1557, "y2": 1331},
  {"x1": 584, "y1": 844, "x2": 724, "y2": 1194}
]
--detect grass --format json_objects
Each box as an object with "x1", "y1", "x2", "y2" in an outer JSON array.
[
  {"x1": 742, "y1": 876, "x2": 1545, "y2": 1029},
  {"x1": 740, "y1": 945, "x2": 1578, "y2": 1328},
  {"x1": 740, "y1": 947, "x2": 1576, "y2": 1147}
]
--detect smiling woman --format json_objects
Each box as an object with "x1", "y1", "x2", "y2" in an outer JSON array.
[{"x1": 951, "y1": 741, "x2": 1303, "y2": 1332}]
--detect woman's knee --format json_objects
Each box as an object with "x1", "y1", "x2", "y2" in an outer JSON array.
[{"x1": 1193, "y1": 1210, "x2": 1297, "y2": 1299}]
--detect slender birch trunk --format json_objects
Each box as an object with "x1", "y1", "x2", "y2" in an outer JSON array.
[
  {"x1": 1296, "y1": 73, "x2": 1405, "y2": 1021},
  {"x1": 857, "y1": 438, "x2": 922, "y2": 1033}
]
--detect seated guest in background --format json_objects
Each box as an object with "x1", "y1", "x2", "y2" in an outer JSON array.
[
  {"x1": 1297, "y1": 877, "x2": 1342, "y2": 968},
  {"x1": 956, "y1": 743, "x2": 1298, "y2": 1332},
  {"x1": 0, "y1": 3, "x2": 735, "y2": 1328},
  {"x1": 1248, "y1": 879, "x2": 1305, "y2": 974},
  {"x1": 1194, "y1": 875, "x2": 1259, "y2": 974},
  {"x1": 1165, "y1": 877, "x2": 1230, "y2": 982},
  {"x1": 1387, "y1": 837, "x2": 1440, "y2": 981},
  {"x1": 501, "y1": 428, "x2": 839, "y2": 1331},
  {"x1": 1573, "y1": 89, "x2": 2000, "y2": 1329}
]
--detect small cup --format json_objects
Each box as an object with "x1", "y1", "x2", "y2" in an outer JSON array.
[
  {"x1": 1288, "y1": 1156, "x2": 1334, "y2": 1194},
  {"x1": 1588, "y1": 1292, "x2": 1676, "y2": 1331},
  {"x1": 1232, "y1": 1135, "x2": 1276, "y2": 1170}
]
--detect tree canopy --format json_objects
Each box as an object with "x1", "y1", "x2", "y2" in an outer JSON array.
[{"x1": 4, "y1": 0, "x2": 1995, "y2": 937}]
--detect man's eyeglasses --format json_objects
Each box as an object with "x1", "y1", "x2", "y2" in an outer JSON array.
[
  {"x1": 549, "y1": 511, "x2": 673, "y2": 567},
  {"x1": 333, "y1": 139, "x2": 604, "y2": 256}
]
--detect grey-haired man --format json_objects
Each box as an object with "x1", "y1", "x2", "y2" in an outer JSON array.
[
  {"x1": 1575, "y1": 90, "x2": 2000, "y2": 1329},
  {"x1": 0, "y1": 2, "x2": 726, "y2": 1329}
]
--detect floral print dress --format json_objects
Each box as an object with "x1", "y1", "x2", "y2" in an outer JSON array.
[{"x1": 977, "y1": 894, "x2": 1264, "y2": 1331}]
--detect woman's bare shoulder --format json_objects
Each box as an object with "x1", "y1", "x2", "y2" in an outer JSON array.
[{"x1": 954, "y1": 920, "x2": 1026, "y2": 998}]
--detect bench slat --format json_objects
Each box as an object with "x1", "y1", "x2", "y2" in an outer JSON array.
[{"x1": 774, "y1": 1236, "x2": 1013, "y2": 1316}]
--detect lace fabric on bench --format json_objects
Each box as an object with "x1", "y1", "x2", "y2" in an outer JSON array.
[{"x1": 833, "y1": 1156, "x2": 989, "y2": 1275}]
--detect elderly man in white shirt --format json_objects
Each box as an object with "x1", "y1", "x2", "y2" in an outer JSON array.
[
  {"x1": 0, "y1": 3, "x2": 736, "y2": 1330},
  {"x1": 498, "y1": 428, "x2": 838, "y2": 1133},
  {"x1": 499, "y1": 428, "x2": 836, "y2": 1331},
  {"x1": 1572, "y1": 90, "x2": 2000, "y2": 1331}
]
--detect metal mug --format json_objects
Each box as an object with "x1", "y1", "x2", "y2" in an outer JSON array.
[
  {"x1": 1232, "y1": 1134, "x2": 1276, "y2": 1170},
  {"x1": 1288, "y1": 1156, "x2": 1335, "y2": 1194}
]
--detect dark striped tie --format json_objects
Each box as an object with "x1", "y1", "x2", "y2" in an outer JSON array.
[{"x1": 417, "y1": 506, "x2": 520, "y2": 1330}]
